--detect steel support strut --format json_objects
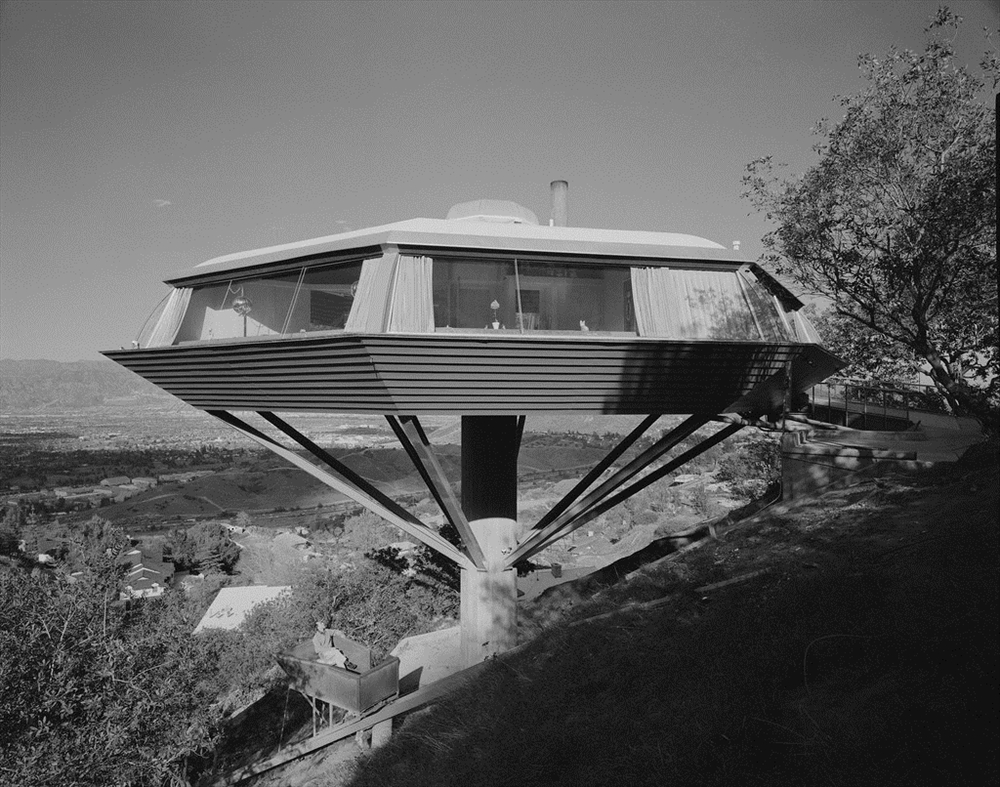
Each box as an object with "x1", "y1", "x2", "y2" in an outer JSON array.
[
  {"x1": 207, "y1": 410, "x2": 475, "y2": 570},
  {"x1": 534, "y1": 414, "x2": 661, "y2": 531},
  {"x1": 385, "y1": 416, "x2": 486, "y2": 569},
  {"x1": 514, "y1": 422, "x2": 743, "y2": 562},
  {"x1": 505, "y1": 413, "x2": 712, "y2": 567}
]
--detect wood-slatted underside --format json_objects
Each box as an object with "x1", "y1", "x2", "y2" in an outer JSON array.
[{"x1": 103, "y1": 334, "x2": 841, "y2": 415}]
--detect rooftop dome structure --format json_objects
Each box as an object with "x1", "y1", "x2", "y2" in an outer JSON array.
[
  {"x1": 445, "y1": 199, "x2": 539, "y2": 224},
  {"x1": 105, "y1": 189, "x2": 842, "y2": 670}
]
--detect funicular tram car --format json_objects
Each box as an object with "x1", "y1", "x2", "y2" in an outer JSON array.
[{"x1": 276, "y1": 631, "x2": 400, "y2": 728}]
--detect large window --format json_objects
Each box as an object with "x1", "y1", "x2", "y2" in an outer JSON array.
[
  {"x1": 739, "y1": 265, "x2": 821, "y2": 343},
  {"x1": 172, "y1": 261, "x2": 364, "y2": 343},
  {"x1": 432, "y1": 258, "x2": 635, "y2": 333},
  {"x1": 150, "y1": 253, "x2": 820, "y2": 346},
  {"x1": 629, "y1": 265, "x2": 807, "y2": 342},
  {"x1": 298, "y1": 265, "x2": 360, "y2": 331}
]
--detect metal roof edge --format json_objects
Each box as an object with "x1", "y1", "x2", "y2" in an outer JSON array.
[
  {"x1": 164, "y1": 218, "x2": 748, "y2": 284},
  {"x1": 388, "y1": 230, "x2": 744, "y2": 263}
]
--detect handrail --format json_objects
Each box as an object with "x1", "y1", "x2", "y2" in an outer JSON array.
[
  {"x1": 807, "y1": 377, "x2": 952, "y2": 431},
  {"x1": 822, "y1": 376, "x2": 943, "y2": 401}
]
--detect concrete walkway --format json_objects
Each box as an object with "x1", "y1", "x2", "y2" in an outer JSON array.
[
  {"x1": 782, "y1": 417, "x2": 985, "y2": 500},
  {"x1": 390, "y1": 626, "x2": 464, "y2": 691},
  {"x1": 905, "y1": 418, "x2": 986, "y2": 462},
  {"x1": 810, "y1": 417, "x2": 984, "y2": 463}
]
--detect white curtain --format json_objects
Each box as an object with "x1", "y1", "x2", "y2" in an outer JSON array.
[
  {"x1": 345, "y1": 253, "x2": 399, "y2": 332},
  {"x1": 630, "y1": 267, "x2": 759, "y2": 340},
  {"x1": 387, "y1": 255, "x2": 434, "y2": 333},
  {"x1": 737, "y1": 270, "x2": 797, "y2": 342},
  {"x1": 792, "y1": 309, "x2": 822, "y2": 343},
  {"x1": 145, "y1": 288, "x2": 192, "y2": 347}
]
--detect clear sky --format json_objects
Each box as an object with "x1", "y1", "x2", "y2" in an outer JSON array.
[{"x1": 1, "y1": 0, "x2": 996, "y2": 361}]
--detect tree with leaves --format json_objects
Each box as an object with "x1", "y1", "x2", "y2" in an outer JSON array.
[
  {"x1": 743, "y1": 8, "x2": 997, "y2": 423},
  {"x1": 165, "y1": 522, "x2": 240, "y2": 575},
  {"x1": 808, "y1": 308, "x2": 921, "y2": 385},
  {"x1": 0, "y1": 525, "x2": 225, "y2": 787}
]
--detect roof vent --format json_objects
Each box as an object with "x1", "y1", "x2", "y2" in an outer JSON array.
[
  {"x1": 446, "y1": 199, "x2": 539, "y2": 225},
  {"x1": 550, "y1": 180, "x2": 568, "y2": 227}
]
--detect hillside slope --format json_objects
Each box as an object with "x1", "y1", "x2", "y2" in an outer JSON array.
[
  {"x1": 0, "y1": 358, "x2": 175, "y2": 412},
  {"x1": 340, "y1": 445, "x2": 998, "y2": 787}
]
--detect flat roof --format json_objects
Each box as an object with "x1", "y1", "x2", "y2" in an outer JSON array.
[
  {"x1": 193, "y1": 585, "x2": 291, "y2": 633},
  {"x1": 167, "y1": 218, "x2": 744, "y2": 284}
]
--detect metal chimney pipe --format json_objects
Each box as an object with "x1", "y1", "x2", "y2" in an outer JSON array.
[{"x1": 550, "y1": 180, "x2": 568, "y2": 227}]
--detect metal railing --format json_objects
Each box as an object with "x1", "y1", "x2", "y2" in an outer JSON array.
[{"x1": 807, "y1": 377, "x2": 950, "y2": 430}]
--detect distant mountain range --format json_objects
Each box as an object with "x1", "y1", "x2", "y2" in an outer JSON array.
[{"x1": 0, "y1": 359, "x2": 175, "y2": 413}]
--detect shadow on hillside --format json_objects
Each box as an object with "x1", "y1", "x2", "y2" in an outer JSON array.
[
  {"x1": 348, "y1": 448, "x2": 999, "y2": 787},
  {"x1": 519, "y1": 487, "x2": 780, "y2": 634},
  {"x1": 201, "y1": 683, "x2": 314, "y2": 781}
]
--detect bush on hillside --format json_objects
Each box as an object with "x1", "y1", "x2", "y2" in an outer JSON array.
[
  {"x1": 716, "y1": 434, "x2": 780, "y2": 499},
  {"x1": 214, "y1": 551, "x2": 461, "y2": 707},
  {"x1": 0, "y1": 532, "x2": 225, "y2": 787},
  {"x1": 366, "y1": 521, "x2": 463, "y2": 595},
  {"x1": 342, "y1": 509, "x2": 402, "y2": 553},
  {"x1": 293, "y1": 556, "x2": 459, "y2": 661},
  {"x1": 0, "y1": 507, "x2": 462, "y2": 787},
  {"x1": 165, "y1": 522, "x2": 240, "y2": 574}
]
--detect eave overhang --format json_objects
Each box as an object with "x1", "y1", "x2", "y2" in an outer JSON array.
[
  {"x1": 165, "y1": 219, "x2": 747, "y2": 287},
  {"x1": 103, "y1": 332, "x2": 842, "y2": 417}
]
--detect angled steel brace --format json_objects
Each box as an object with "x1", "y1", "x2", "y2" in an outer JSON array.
[
  {"x1": 386, "y1": 415, "x2": 486, "y2": 569},
  {"x1": 258, "y1": 411, "x2": 479, "y2": 568},
  {"x1": 207, "y1": 410, "x2": 474, "y2": 570},
  {"x1": 534, "y1": 414, "x2": 661, "y2": 532},
  {"x1": 504, "y1": 413, "x2": 711, "y2": 568},
  {"x1": 516, "y1": 422, "x2": 744, "y2": 563}
]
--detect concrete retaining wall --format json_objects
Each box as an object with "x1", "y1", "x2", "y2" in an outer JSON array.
[{"x1": 781, "y1": 430, "x2": 932, "y2": 501}]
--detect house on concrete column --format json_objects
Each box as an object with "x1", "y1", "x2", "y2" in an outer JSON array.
[{"x1": 105, "y1": 191, "x2": 842, "y2": 666}]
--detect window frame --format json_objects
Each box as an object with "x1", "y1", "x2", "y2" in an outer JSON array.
[{"x1": 171, "y1": 255, "x2": 371, "y2": 344}]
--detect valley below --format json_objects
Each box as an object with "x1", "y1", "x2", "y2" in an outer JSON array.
[{"x1": 1, "y1": 404, "x2": 758, "y2": 591}]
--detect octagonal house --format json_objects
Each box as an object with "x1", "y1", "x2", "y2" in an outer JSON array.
[{"x1": 105, "y1": 194, "x2": 842, "y2": 667}]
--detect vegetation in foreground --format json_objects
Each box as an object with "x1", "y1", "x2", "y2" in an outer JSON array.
[
  {"x1": 343, "y1": 445, "x2": 998, "y2": 787},
  {"x1": 0, "y1": 520, "x2": 458, "y2": 787},
  {"x1": 0, "y1": 425, "x2": 777, "y2": 787}
]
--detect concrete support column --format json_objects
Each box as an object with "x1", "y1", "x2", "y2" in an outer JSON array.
[
  {"x1": 459, "y1": 416, "x2": 521, "y2": 666},
  {"x1": 461, "y1": 416, "x2": 519, "y2": 520},
  {"x1": 460, "y1": 517, "x2": 518, "y2": 666},
  {"x1": 370, "y1": 718, "x2": 393, "y2": 748}
]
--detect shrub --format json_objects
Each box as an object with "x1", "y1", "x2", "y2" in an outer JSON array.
[
  {"x1": 716, "y1": 433, "x2": 781, "y2": 499},
  {"x1": 165, "y1": 522, "x2": 240, "y2": 574},
  {"x1": 0, "y1": 550, "x2": 225, "y2": 786},
  {"x1": 238, "y1": 554, "x2": 460, "y2": 669},
  {"x1": 689, "y1": 484, "x2": 721, "y2": 518}
]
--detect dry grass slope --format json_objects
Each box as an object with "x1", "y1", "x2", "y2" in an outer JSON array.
[{"x1": 339, "y1": 443, "x2": 998, "y2": 787}]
